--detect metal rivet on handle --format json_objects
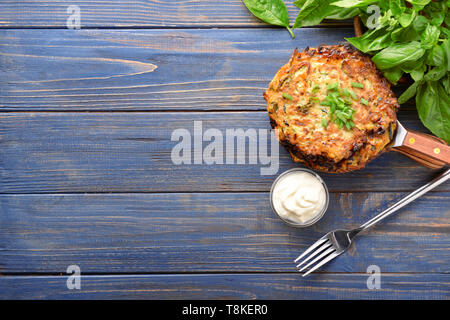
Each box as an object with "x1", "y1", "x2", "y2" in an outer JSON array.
[
  {"x1": 434, "y1": 148, "x2": 440, "y2": 154},
  {"x1": 409, "y1": 138, "x2": 415, "y2": 144}
]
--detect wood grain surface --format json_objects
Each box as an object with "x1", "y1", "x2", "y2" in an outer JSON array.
[
  {"x1": 0, "y1": 111, "x2": 446, "y2": 194},
  {"x1": 0, "y1": 273, "x2": 448, "y2": 300},
  {"x1": 0, "y1": 1, "x2": 352, "y2": 28},
  {"x1": 0, "y1": 0, "x2": 448, "y2": 300},
  {"x1": 0, "y1": 28, "x2": 356, "y2": 111},
  {"x1": 0, "y1": 192, "x2": 448, "y2": 274}
]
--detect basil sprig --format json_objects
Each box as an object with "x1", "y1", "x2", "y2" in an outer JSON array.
[
  {"x1": 293, "y1": 0, "x2": 449, "y2": 142},
  {"x1": 243, "y1": 0, "x2": 295, "y2": 38},
  {"x1": 241, "y1": 0, "x2": 449, "y2": 142}
]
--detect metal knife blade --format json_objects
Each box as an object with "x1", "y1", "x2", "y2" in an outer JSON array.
[{"x1": 392, "y1": 120, "x2": 407, "y2": 148}]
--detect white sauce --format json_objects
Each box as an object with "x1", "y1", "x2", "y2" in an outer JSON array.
[{"x1": 272, "y1": 171, "x2": 327, "y2": 224}]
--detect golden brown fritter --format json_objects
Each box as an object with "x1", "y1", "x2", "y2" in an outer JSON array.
[{"x1": 264, "y1": 44, "x2": 398, "y2": 173}]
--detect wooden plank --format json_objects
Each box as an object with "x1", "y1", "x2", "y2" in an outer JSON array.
[
  {"x1": 0, "y1": 273, "x2": 448, "y2": 299},
  {"x1": 0, "y1": 1, "x2": 352, "y2": 28},
  {"x1": 1, "y1": 28, "x2": 359, "y2": 112},
  {"x1": 0, "y1": 111, "x2": 447, "y2": 194},
  {"x1": 0, "y1": 192, "x2": 448, "y2": 273}
]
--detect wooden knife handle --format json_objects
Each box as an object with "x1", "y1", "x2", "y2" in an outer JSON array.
[{"x1": 392, "y1": 129, "x2": 450, "y2": 169}]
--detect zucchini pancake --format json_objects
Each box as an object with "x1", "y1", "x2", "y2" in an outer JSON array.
[{"x1": 264, "y1": 44, "x2": 399, "y2": 173}]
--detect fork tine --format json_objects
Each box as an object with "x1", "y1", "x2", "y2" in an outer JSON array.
[
  {"x1": 297, "y1": 247, "x2": 335, "y2": 272},
  {"x1": 302, "y1": 252, "x2": 339, "y2": 277},
  {"x1": 294, "y1": 238, "x2": 328, "y2": 263},
  {"x1": 295, "y1": 241, "x2": 332, "y2": 268}
]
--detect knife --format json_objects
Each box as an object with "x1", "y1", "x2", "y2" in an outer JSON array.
[{"x1": 391, "y1": 120, "x2": 450, "y2": 169}]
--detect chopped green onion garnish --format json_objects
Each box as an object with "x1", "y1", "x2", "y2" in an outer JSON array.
[
  {"x1": 318, "y1": 82, "x2": 356, "y2": 131},
  {"x1": 352, "y1": 82, "x2": 364, "y2": 88},
  {"x1": 282, "y1": 93, "x2": 293, "y2": 100},
  {"x1": 327, "y1": 83, "x2": 339, "y2": 91},
  {"x1": 342, "y1": 112, "x2": 352, "y2": 119},
  {"x1": 360, "y1": 98, "x2": 369, "y2": 106},
  {"x1": 336, "y1": 111, "x2": 347, "y2": 122},
  {"x1": 344, "y1": 99, "x2": 352, "y2": 105},
  {"x1": 312, "y1": 84, "x2": 320, "y2": 92}
]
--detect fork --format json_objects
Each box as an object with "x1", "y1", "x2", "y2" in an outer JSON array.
[{"x1": 295, "y1": 168, "x2": 450, "y2": 277}]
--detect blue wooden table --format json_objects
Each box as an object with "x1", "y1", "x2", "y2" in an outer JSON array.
[{"x1": 0, "y1": 1, "x2": 449, "y2": 300}]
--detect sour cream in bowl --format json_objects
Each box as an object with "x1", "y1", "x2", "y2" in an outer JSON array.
[{"x1": 270, "y1": 168, "x2": 329, "y2": 227}]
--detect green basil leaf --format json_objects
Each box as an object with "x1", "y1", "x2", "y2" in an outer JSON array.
[
  {"x1": 410, "y1": 65, "x2": 426, "y2": 81},
  {"x1": 398, "y1": 81, "x2": 421, "y2": 104},
  {"x1": 411, "y1": 4, "x2": 426, "y2": 11},
  {"x1": 391, "y1": 26, "x2": 418, "y2": 42},
  {"x1": 424, "y1": 66, "x2": 447, "y2": 81},
  {"x1": 398, "y1": 10, "x2": 416, "y2": 28},
  {"x1": 443, "y1": 74, "x2": 450, "y2": 93},
  {"x1": 243, "y1": 0, "x2": 294, "y2": 37},
  {"x1": 420, "y1": 24, "x2": 440, "y2": 49},
  {"x1": 346, "y1": 36, "x2": 367, "y2": 51},
  {"x1": 426, "y1": 43, "x2": 445, "y2": 67},
  {"x1": 372, "y1": 41, "x2": 425, "y2": 69},
  {"x1": 293, "y1": 0, "x2": 337, "y2": 28},
  {"x1": 423, "y1": 0, "x2": 446, "y2": 26},
  {"x1": 325, "y1": 7, "x2": 360, "y2": 19},
  {"x1": 406, "y1": 0, "x2": 431, "y2": 7},
  {"x1": 346, "y1": 27, "x2": 392, "y2": 52},
  {"x1": 332, "y1": 0, "x2": 378, "y2": 8},
  {"x1": 383, "y1": 67, "x2": 404, "y2": 84},
  {"x1": 400, "y1": 55, "x2": 425, "y2": 73},
  {"x1": 391, "y1": 14, "x2": 429, "y2": 42},
  {"x1": 443, "y1": 39, "x2": 450, "y2": 71},
  {"x1": 293, "y1": 0, "x2": 307, "y2": 8},
  {"x1": 347, "y1": 35, "x2": 392, "y2": 52},
  {"x1": 445, "y1": 8, "x2": 450, "y2": 27},
  {"x1": 416, "y1": 81, "x2": 450, "y2": 143},
  {"x1": 390, "y1": 0, "x2": 406, "y2": 16},
  {"x1": 441, "y1": 27, "x2": 450, "y2": 41},
  {"x1": 294, "y1": 0, "x2": 358, "y2": 23},
  {"x1": 412, "y1": 14, "x2": 429, "y2": 34},
  {"x1": 406, "y1": 0, "x2": 431, "y2": 5}
]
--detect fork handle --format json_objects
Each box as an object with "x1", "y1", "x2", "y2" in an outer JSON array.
[{"x1": 359, "y1": 168, "x2": 450, "y2": 231}]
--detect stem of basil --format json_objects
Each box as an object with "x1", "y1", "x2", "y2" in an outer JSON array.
[{"x1": 286, "y1": 26, "x2": 295, "y2": 39}]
